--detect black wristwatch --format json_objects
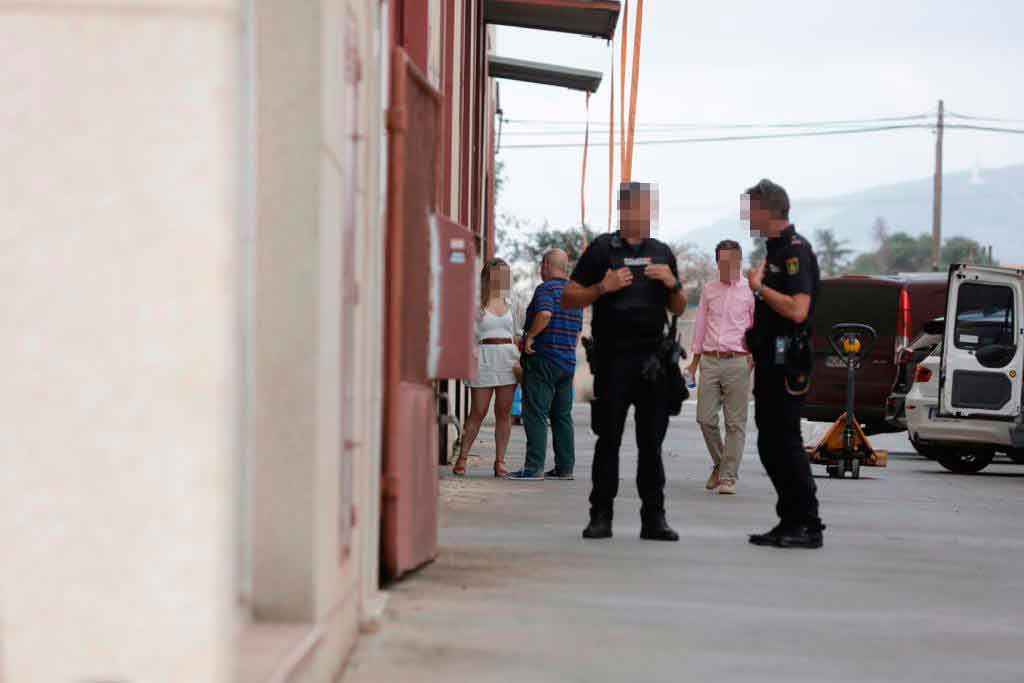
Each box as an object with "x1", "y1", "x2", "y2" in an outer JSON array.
[{"x1": 671, "y1": 279, "x2": 683, "y2": 294}]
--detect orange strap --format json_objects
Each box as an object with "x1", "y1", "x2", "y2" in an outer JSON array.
[
  {"x1": 619, "y1": 0, "x2": 628, "y2": 174},
  {"x1": 608, "y1": 47, "x2": 615, "y2": 233},
  {"x1": 623, "y1": 0, "x2": 644, "y2": 181},
  {"x1": 580, "y1": 91, "x2": 590, "y2": 229}
]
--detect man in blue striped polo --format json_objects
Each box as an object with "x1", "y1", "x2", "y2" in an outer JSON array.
[{"x1": 508, "y1": 249, "x2": 585, "y2": 481}]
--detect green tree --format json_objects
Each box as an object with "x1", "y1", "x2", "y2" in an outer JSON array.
[
  {"x1": 849, "y1": 252, "x2": 881, "y2": 274},
  {"x1": 813, "y1": 228, "x2": 854, "y2": 276},
  {"x1": 886, "y1": 232, "x2": 933, "y2": 273},
  {"x1": 942, "y1": 237, "x2": 997, "y2": 267},
  {"x1": 501, "y1": 222, "x2": 598, "y2": 266}
]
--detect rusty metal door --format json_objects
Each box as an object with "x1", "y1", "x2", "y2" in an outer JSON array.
[{"x1": 382, "y1": 46, "x2": 442, "y2": 580}]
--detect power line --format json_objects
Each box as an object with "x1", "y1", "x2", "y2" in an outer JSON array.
[
  {"x1": 503, "y1": 113, "x2": 929, "y2": 130},
  {"x1": 499, "y1": 121, "x2": 1024, "y2": 151},
  {"x1": 502, "y1": 123, "x2": 917, "y2": 137},
  {"x1": 946, "y1": 123, "x2": 1024, "y2": 135},
  {"x1": 501, "y1": 123, "x2": 931, "y2": 150},
  {"x1": 947, "y1": 110, "x2": 1024, "y2": 124}
]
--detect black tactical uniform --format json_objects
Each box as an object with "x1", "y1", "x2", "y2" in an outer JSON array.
[
  {"x1": 749, "y1": 225, "x2": 823, "y2": 543},
  {"x1": 570, "y1": 231, "x2": 681, "y2": 539}
]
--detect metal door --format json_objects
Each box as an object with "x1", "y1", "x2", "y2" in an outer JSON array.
[
  {"x1": 382, "y1": 46, "x2": 442, "y2": 580},
  {"x1": 940, "y1": 265, "x2": 1024, "y2": 419}
]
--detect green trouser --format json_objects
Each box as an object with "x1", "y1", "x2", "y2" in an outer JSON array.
[{"x1": 522, "y1": 354, "x2": 576, "y2": 474}]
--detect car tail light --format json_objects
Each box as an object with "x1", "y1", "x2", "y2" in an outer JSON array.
[
  {"x1": 896, "y1": 288, "x2": 912, "y2": 361},
  {"x1": 914, "y1": 365, "x2": 933, "y2": 384}
]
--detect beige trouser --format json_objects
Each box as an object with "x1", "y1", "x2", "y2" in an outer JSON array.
[{"x1": 696, "y1": 355, "x2": 752, "y2": 482}]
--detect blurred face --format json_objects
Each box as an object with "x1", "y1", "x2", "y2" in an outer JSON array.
[
  {"x1": 743, "y1": 196, "x2": 780, "y2": 238},
  {"x1": 488, "y1": 264, "x2": 510, "y2": 296},
  {"x1": 620, "y1": 186, "x2": 658, "y2": 242},
  {"x1": 717, "y1": 249, "x2": 743, "y2": 282}
]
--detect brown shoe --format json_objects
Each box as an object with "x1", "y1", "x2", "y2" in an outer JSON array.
[
  {"x1": 718, "y1": 479, "x2": 737, "y2": 495},
  {"x1": 705, "y1": 466, "x2": 721, "y2": 490}
]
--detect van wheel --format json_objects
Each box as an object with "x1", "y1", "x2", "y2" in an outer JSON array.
[
  {"x1": 936, "y1": 449, "x2": 994, "y2": 474},
  {"x1": 1007, "y1": 449, "x2": 1024, "y2": 465},
  {"x1": 910, "y1": 437, "x2": 940, "y2": 460}
]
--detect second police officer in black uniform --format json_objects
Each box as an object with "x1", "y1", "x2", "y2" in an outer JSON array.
[
  {"x1": 562, "y1": 182, "x2": 688, "y2": 541},
  {"x1": 742, "y1": 179, "x2": 825, "y2": 549}
]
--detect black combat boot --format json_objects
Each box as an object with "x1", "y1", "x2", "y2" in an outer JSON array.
[
  {"x1": 640, "y1": 512, "x2": 679, "y2": 542},
  {"x1": 748, "y1": 524, "x2": 786, "y2": 547},
  {"x1": 776, "y1": 526, "x2": 823, "y2": 549},
  {"x1": 582, "y1": 510, "x2": 613, "y2": 539},
  {"x1": 749, "y1": 524, "x2": 823, "y2": 549}
]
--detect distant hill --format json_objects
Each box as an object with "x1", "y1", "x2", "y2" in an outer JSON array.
[{"x1": 678, "y1": 163, "x2": 1024, "y2": 265}]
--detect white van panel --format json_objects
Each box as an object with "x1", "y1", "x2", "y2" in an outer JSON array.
[{"x1": 940, "y1": 265, "x2": 1024, "y2": 420}]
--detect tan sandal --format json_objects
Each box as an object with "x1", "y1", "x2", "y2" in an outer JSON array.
[
  {"x1": 453, "y1": 454, "x2": 469, "y2": 476},
  {"x1": 493, "y1": 460, "x2": 508, "y2": 478}
]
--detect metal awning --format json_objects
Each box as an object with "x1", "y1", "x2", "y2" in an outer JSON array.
[
  {"x1": 485, "y1": 0, "x2": 620, "y2": 40},
  {"x1": 489, "y1": 55, "x2": 603, "y2": 93}
]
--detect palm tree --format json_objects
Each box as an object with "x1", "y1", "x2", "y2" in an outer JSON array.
[{"x1": 814, "y1": 228, "x2": 854, "y2": 276}]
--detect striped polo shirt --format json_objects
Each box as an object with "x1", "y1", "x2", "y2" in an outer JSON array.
[{"x1": 524, "y1": 277, "x2": 583, "y2": 373}]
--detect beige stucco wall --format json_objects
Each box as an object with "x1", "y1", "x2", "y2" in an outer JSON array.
[
  {"x1": 0, "y1": 0, "x2": 388, "y2": 679},
  {"x1": 0, "y1": 2, "x2": 242, "y2": 681},
  {"x1": 246, "y1": 0, "x2": 387, "y2": 678}
]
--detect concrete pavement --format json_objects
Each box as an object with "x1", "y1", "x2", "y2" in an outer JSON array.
[{"x1": 342, "y1": 403, "x2": 1024, "y2": 683}]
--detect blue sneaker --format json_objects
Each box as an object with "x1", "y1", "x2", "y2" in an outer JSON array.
[
  {"x1": 544, "y1": 468, "x2": 575, "y2": 480},
  {"x1": 505, "y1": 469, "x2": 544, "y2": 481}
]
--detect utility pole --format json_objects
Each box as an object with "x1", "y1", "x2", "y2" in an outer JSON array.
[{"x1": 931, "y1": 99, "x2": 944, "y2": 271}]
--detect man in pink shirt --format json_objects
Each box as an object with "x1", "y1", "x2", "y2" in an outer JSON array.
[{"x1": 687, "y1": 240, "x2": 756, "y2": 495}]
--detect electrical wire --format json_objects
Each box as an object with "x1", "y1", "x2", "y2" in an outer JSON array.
[
  {"x1": 947, "y1": 110, "x2": 1024, "y2": 124},
  {"x1": 945, "y1": 123, "x2": 1024, "y2": 135},
  {"x1": 504, "y1": 113, "x2": 930, "y2": 131},
  {"x1": 501, "y1": 123, "x2": 931, "y2": 150}
]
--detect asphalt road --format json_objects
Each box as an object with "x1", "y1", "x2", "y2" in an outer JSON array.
[{"x1": 343, "y1": 402, "x2": 1024, "y2": 683}]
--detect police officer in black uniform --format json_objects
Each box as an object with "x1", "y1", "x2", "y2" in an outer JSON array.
[
  {"x1": 562, "y1": 182, "x2": 688, "y2": 541},
  {"x1": 742, "y1": 179, "x2": 825, "y2": 549}
]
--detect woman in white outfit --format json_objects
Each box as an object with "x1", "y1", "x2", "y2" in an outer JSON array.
[{"x1": 453, "y1": 258, "x2": 523, "y2": 477}]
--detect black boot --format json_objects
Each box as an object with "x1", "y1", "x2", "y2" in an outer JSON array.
[
  {"x1": 640, "y1": 513, "x2": 679, "y2": 542},
  {"x1": 582, "y1": 510, "x2": 613, "y2": 539},
  {"x1": 748, "y1": 524, "x2": 786, "y2": 547},
  {"x1": 776, "y1": 526, "x2": 823, "y2": 549}
]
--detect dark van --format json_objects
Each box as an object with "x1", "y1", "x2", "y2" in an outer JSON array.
[{"x1": 802, "y1": 273, "x2": 948, "y2": 434}]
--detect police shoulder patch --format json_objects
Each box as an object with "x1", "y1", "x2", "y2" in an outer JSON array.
[{"x1": 786, "y1": 257, "x2": 800, "y2": 275}]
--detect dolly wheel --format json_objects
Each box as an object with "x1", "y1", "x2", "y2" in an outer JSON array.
[
  {"x1": 851, "y1": 458, "x2": 861, "y2": 479},
  {"x1": 826, "y1": 464, "x2": 842, "y2": 479}
]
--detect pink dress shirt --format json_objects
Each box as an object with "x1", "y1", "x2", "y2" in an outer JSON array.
[{"x1": 692, "y1": 278, "x2": 756, "y2": 355}]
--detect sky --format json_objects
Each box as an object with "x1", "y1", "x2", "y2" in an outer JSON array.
[{"x1": 493, "y1": 0, "x2": 1024, "y2": 247}]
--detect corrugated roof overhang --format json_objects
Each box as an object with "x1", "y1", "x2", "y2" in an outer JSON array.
[
  {"x1": 489, "y1": 55, "x2": 603, "y2": 93},
  {"x1": 485, "y1": 0, "x2": 620, "y2": 40}
]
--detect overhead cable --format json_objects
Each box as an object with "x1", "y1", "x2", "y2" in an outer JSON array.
[
  {"x1": 504, "y1": 113, "x2": 930, "y2": 131},
  {"x1": 501, "y1": 123, "x2": 931, "y2": 150}
]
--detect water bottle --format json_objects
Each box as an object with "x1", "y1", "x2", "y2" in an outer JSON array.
[{"x1": 684, "y1": 369, "x2": 697, "y2": 390}]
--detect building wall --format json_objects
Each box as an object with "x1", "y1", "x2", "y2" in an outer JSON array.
[
  {"x1": 245, "y1": 0, "x2": 387, "y2": 679},
  {"x1": 1, "y1": 0, "x2": 491, "y2": 678},
  {"x1": 0, "y1": 2, "x2": 242, "y2": 680}
]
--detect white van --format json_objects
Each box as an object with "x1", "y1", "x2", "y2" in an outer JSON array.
[{"x1": 908, "y1": 264, "x2": 1024, "y2": 473}]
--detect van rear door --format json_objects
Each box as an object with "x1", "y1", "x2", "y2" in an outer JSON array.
[
  {"x1": 809, "y1": 279, "x2": 899, "y2": 421},
  {"x1": 939, "y1": 265, "x2": 1024, "y2": 419}
]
